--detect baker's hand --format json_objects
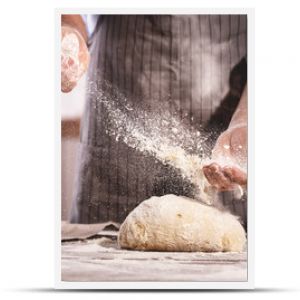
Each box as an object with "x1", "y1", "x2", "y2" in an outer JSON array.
[
  {"x1": 61, "y1": 26, "x2": 90, "y2": 93},
  {"x1": 203, "y1": 125, "x2": 247, "y2": 191}
]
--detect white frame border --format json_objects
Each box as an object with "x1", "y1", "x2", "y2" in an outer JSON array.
[{"x1": 55, "y1": 7, "x2": 255, "y2": 290}]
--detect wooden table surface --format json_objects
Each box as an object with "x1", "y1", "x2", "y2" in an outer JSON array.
[{"x1": 61, "y1": 237, "x2": 247, "y2": 282}]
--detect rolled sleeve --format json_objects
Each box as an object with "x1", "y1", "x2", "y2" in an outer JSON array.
[{"x1": 81, "y1": 15, "x2": 99, "y2": 38}]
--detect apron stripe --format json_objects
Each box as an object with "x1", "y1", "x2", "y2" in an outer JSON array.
[
  {"x1": 228, "y1": 15, "x2": 232, "y2": 74},
  {"x1": 208, "y1": 16, "x2": 213, "y2": 119},
  {"x1": 237, "y1": 15, "x2": 241, "y2": 59},
  {"x1": 107, "y1": 16, "x2": 117, "y2": 221},
  {"x1": 104, "y1": 15, "x2": 111, "y2": 222},
  {"x1": 124, "y1": 16, "x2": 130, "y2": 216},
  {"x1": 137, "y1": 16, "x2": 146, "y2": 206},
  {"x1": 189, "y1": 17, "x2": 193, "y2": 124},
  {"x1": 115, "y1": 15, "x2": 122, "y2": 220},
  {"x1": 169, "y1": 15, "x2": 173, "y2": 112},
  {"x1": 179, "y1": 17, "x2": 183, "y2": 119},
  {"x1": 158, "y1": 17, "x2": 163, "y2": 103},
  {"x1": 198, "y1": 16, "x2": 203, "y2": 123},
  {"x1": 219, "y1": 15, "x2": 223, "y2": 95},
  {"x1": 149, "y1": 18, "x2": 154, "y2": 100}
]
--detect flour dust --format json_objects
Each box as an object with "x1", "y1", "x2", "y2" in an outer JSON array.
[{"x1": 87, "y1": 81, "x2": 219, "y2": 205}]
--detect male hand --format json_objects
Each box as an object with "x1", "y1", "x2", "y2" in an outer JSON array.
[
  {"x1": 61, "y1": 26, "x2": 90, "y2": 93},
  {"x1": 203, "y1": 125, "x2": 247, "y2": 191}
]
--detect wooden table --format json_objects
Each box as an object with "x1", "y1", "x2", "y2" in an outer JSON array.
[{"x1": 61, "y1": 237, "x2": 247, "y2": 282}]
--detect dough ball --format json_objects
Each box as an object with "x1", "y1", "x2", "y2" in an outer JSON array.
[{"x1": 118, "y1": 194, "x2": 246, "y2": 252}]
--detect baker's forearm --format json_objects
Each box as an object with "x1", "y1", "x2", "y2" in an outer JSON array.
[
  {"x1": 229, "y1": 84, "x2": 247, "y2": 128},
  {"x1": 61, "y1": 14, "x2": 88, "y2": 43}
]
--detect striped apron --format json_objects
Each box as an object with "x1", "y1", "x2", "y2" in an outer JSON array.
[{"x1": 70, "y1": 15, "x2": 248, "y2": 227}]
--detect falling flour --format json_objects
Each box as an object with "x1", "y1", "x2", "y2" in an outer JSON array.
[{"x1": 87, "y1": 81, "x2": 222, "y2": 205}]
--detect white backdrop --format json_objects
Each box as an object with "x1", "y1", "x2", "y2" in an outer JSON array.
[{"x1": 0, "y1": 0, "x2": 300, "y2": 299}]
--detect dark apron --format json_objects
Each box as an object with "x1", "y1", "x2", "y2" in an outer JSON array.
[{"x1": 70, "y1": 15, "x2": 248, "y2": 227}]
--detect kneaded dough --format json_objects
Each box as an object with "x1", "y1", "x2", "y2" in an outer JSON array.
[{"x1": 118, "y1": 194, "x2": 246, "y2": 252}]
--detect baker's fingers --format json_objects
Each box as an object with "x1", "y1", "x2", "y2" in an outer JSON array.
[
  {"x1": 223, "y1": 166, "x2": 247, "y2": 186},
  {"x1": 202, "y1": 165, "x2": 215, "y2": 186},
  {"x1": 202, "y1": 163, "x2": 220, "y2": 185},
  {"x1": 203, "y1": 163, "x2": 234, "y2": 191}
]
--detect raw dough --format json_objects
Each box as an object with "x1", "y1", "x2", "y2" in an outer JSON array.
[{"x1": 118, "y1": 194, "x2": 246, "y2": 252}]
